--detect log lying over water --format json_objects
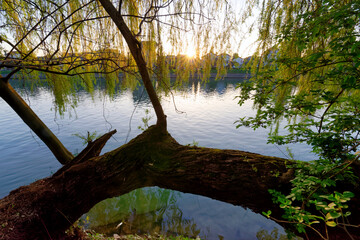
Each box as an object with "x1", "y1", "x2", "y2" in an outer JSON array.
[{"x1": 0, "y1": 125, "x2": 359, "y2": 239}]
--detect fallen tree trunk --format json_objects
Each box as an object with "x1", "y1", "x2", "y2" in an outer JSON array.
[{"x1": 0, "y1": 125, "x2": 359, "y2": 239}]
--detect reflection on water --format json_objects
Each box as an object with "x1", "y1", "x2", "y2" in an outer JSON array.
[
  {"x1": 83, "y1": 188, "x2": 201, "y2": 238},
  {"x1": 82, "y1": 187, "x2": 287, "y2": 240},
  {"x1": 0, "y1": 75, "x2": 312, "y2": 239}
]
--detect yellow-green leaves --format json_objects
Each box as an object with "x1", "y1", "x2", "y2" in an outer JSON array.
[{"x1": 1, "y1": 0, "x2": 242, "y2": 114}]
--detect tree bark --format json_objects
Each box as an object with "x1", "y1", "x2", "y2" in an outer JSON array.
[
  {"x1": 0, "y1": 78, "x2": 73, "y2": 164},
  {"x1": 98, "y1": 0, "x2": 167, "y2": 131},
  {"x1": 1, "y1": 126, "x2": 359, "y2": 239}
]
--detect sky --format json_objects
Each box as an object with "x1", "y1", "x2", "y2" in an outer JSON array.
[{"x1": 160, "y1": 0, "x2": 259, "y2": 58}]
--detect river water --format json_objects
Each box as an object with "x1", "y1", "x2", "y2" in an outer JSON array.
[{"x1": 0, "y1": 75, "x2": 312, "y2": 239}]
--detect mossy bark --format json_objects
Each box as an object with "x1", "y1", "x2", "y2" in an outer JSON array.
[{"x1": 0, "y1": 126, "x2": 359, "y2": 239}]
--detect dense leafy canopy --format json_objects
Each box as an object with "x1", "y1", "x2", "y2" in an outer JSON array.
[
  {"x1": 239, "y1": 0, "x2": 360, "y2": 160},
  {"x1": 238, "y1": 0, "x2": 360, "y2": 237}
]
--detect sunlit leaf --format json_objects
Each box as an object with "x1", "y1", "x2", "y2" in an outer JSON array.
[{"x1": 326, "y1": 221, "x2": 337, "y2": 227}]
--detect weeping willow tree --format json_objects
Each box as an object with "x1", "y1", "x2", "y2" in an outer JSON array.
[
  {"x1": 0, "y1": 0, "x2": 239, "y2": 163},
  {"x1": 241, "y1": 0, "x2": 360, "y2": 149},
  {"x1": 1, "y1": 0, "x2": 360, "y2": 239},
  {"x1": 237, "y1": 0, "x2": 360, "y2": 238}
]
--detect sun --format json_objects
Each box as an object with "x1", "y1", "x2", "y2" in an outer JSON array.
[{"x1": 185, "y1": 46, "x2": 196, "y2": 58}]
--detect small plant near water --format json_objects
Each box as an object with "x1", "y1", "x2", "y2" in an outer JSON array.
[
  {"x1": 85, "y1": 231, "x2": 113, "y2": 240},
  {"x1": 73, "y1": 131, "x2": 101, "y2": 145},
  {"x1": 186, "y1": 140, "x2": 199, "y2": 147},
  {"x1": 138, "y1": 109, "x2": 153, "y2": 131}
]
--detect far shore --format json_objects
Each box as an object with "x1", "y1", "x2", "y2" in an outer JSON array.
[
  {"x1": 169, "y1": 72, "x2": 250, "y2": 79},
  {"x1": 1, "y1": 69, "x2": 251, "y2": 80}
]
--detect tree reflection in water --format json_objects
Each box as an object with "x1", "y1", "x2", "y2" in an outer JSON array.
[{"x1": 82, "y1": 187, "x2": 201, "y2": 238}]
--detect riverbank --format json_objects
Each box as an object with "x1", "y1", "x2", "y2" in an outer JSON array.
[
  {"x1": 66, "y1": 227, "x2": 199, "y2": 240},
  {"x1": 69, "y1": 225, "x2": 293, "y2": 240},
  {"x1": 85, "y1": 232, "x2": 198, "y2": 240}
]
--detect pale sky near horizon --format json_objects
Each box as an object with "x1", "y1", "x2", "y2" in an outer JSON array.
[{"x1": 161, "y1": 0, "x2": 259, "y2": 58}]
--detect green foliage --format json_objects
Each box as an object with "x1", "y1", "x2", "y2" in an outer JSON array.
[
  {"x1": 267, "y1": 159, "x2": 356, "y2": 236},
  {"x1": 85, "y1": 231, "x2": 113, "y2": 240},
  {"x1": 256, "y1": 227, "x2": 301, "y2": 240},
  {"x1": 73, "y1": 131, "x2": 101, "y2": 146},
  {"x1": 186, "y1": 140, "x2": 199, "y2": 147},
  {"x1": 239, "y1": 0, "x2": 360, "y2": 238},
  {"x1": 138, "y1": 109, "x2": 153, "y2": 131}
]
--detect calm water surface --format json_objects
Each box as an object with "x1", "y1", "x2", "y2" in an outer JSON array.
[{"x1": 0, "y1": 76, "x2": 313, "y2": 239}]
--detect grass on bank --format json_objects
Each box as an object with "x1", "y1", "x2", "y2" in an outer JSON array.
[
  {"x1": 66, "y1": 226, "x2": 198, "y2": 240},
  {"x1": 84, "y1": 231, "x2": 198, "y2": 240}
]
